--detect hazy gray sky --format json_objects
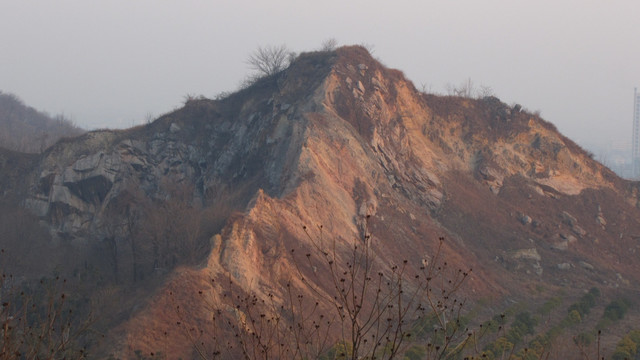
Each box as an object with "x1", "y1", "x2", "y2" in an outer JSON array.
[{"x1": 1, "y1": 1, "x2": 639, "y2": 152}]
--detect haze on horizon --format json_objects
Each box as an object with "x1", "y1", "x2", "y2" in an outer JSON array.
[{"x1": 1, "y1": 1, "x2": 638, "y2": 157}]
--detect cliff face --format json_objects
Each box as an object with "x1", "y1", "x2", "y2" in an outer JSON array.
[{"x1": 3, "y1": 46, "x2": 640, "y2": 357}]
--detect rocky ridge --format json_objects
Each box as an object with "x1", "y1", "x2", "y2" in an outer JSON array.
[{"x1": 2, "y1": 46, "x2": 640, "y2": 357}]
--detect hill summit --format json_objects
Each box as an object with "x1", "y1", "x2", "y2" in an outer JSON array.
[{"x1": 2, "y1": 46, "x2": 640, "y2": 358}]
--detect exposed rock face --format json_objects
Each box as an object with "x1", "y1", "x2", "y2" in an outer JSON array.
[{"x1": 3, "y1": 46, "x2": 640, "y2": 357}]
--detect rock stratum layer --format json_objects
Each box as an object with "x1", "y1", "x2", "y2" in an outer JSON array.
[{"x1": 3, "y1": 46, "x2": 640, "y2": 357}]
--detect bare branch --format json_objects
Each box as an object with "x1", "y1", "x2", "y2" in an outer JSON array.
[
  {"x1": 247, "y1": 44, "x2": 292, "y2": 77},
  {"x1": 320, "y1": 38, "x2": 338, "y2": 52}
]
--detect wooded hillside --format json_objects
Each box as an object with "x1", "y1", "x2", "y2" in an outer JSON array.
[{"x1": 0, "y1": 91, "x2": 84, "y2": 153}]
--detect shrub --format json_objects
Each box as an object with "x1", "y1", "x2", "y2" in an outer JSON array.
[
  {"x1": 612, "y1": 333, "x2": 638, "y2": 360},
  {"x1": 566, "y1": 309, "x2": 582, "y2": 326},
  {"x1": 567, "y1": 288, "x2": 600, "y2": 317},
  {"x1": 0, "y1": 272, "x2": 93, "y2": 358},
  {"x1": 603, "y1": 299, "x2": 630, "y2": 322}
]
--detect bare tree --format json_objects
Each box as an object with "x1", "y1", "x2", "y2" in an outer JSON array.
[
  {"x1": 144, "y1": 112, "x2": 155, "y2": 124},
  {"x1": 0, "y1": 254, "x2": 93, "y2": 358},
  {"x1": 320, "y1": 38, "x2": 338, "y2": 52},
  {"x1": 247, "y1": 45, "x2": 293, "y2": 77},
  {"x1": 137, "y1": 182, "x2": 207, "y2": 272},
  {"x1": 477, "y1": 85, "x2": 495, "y2": 99},
  {"x1": 446, "y1": 78, "x2": 475, "y2": 98},
  {"x1": 358, "y1": 43, "x2": 375, "y2": 55},
  {"x1": 445, "y1": 78, "x2": 496, "y2": 99},
  {"x1": 292, "y1": 223, "x2": 473, "y2": 360}
]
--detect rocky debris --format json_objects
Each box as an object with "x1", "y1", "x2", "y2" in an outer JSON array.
[
  {"x1": 529, "y1": 184, "x2": 545, "y2": 196},
  {"x1": 532, "y1": 262, "x2": 543, "y2": 276},
  {"x1": 559, "y1": 210, "x2": 588, "y2": 237},
  {"x1": 561, "y1": 211, "x2": 577, "y2": 227},
  {"x1": 518, "y1": 213, "x2": 532, "y2": 225},
  {"x1": 357, "y1": 63, "x2": 368, "y2": 75},
  {"x1": 560, "y1": 233, "x2": 578, "y2": 243},
  {"x1": 509, "y1": 248, "x2": 543, "y2": 276},
  {"x1": 531, "y1": 161, "x2": 547, "y2": 177},
  {"x1": 557, "y1": 263, "x2": 572, "y2": 270},
  {"x1": 551, "y1": 233, "x2": 578, "y2": 251},
  {"x1": 510, "y1": 248, "x2": 541, "y2": 261},
  {"x1": 596, "y1": 205, "x2": 607, "y2": 228},
  {"x1": 572, "y1": 225, "x2": 587, "y2": 237},
  {"x1": 371, "y1": 76, "x2": 386, "y2": 92},
  {"x1": 578, "y1": 261, "x2": 594, "y2": 271},
  {"x1": 477, "y1": 165, "x2": 503, "y2": 194}
]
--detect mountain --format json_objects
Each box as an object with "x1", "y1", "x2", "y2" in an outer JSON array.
[
  {"x1": 2, "y1": 46, "x2": 640, "y2": 358},
  {"x1": 0, "y1": 91, "x2": 85, "y2": 153}
]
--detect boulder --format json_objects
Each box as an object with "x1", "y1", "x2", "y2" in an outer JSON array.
[
  {"x1": 561, "y1": 211, "x2": 577, "y2": 227},
  {"x1": 572, "y1": 225, "x2": 587, "y2": 237},
  {"x1": 169, "y1": 123, "x2": 181, "y2": 133},
  {"x1": 578, "y1": 261, "x2": 594, "y2": 271},
  {"x1": 551, "y1": 241, "x2": 568, "y2": 251},
  {"x1": 518, "y1": 213, "x2": 532, "y2": 225},
  {"x1": 559, "y1": 233, "x2": 578, "y2": 244}
]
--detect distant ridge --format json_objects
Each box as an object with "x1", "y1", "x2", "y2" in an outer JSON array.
[{"x1": 0, "y1": 91, "x2": 84, "y2": 153}]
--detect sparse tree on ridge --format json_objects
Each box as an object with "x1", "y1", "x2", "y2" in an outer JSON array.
[
  {"x1": 247, "y1": 44, "x2": 293, "y2": 77},
  {"x1": 320, "y1": 38, "x2": 338, "y2": 52}
]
